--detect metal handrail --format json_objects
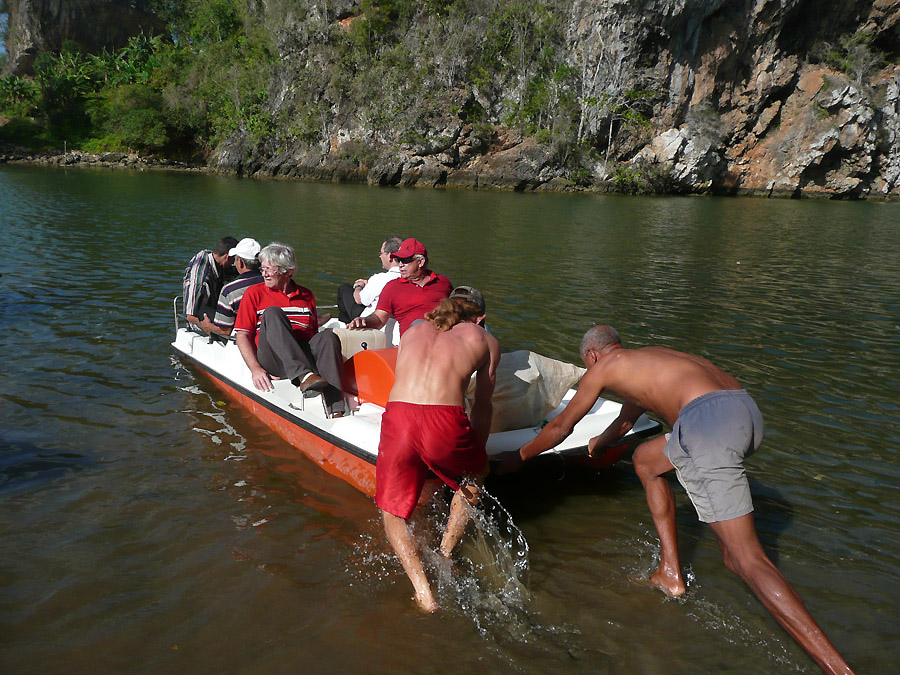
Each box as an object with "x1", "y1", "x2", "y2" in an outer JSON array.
[{"x1": 173, "y1": 295, "x2": 183, "y2": 334}]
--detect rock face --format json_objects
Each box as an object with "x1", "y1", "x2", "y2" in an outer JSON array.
[
  {"x1": 620, "y1": 0, "x2": 900, "y2": 198},
  {"x1": 239, "y1": 0, "x2": 900, "y2": 198},
  {"x1": 4, "y1": 0, "x2": 164, "y2": 75},
  {"x1": 4, "y1": 0, "x2": 899, "y2": 199}
]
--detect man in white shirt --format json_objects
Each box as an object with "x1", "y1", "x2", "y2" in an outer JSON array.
[{"x1": 336, "y1": 236, "x2": 403, "y2": 323}]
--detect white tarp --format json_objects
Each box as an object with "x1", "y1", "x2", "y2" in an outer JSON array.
[{"x1": 467, "y1": 350, "x2": 586, "y2": 433}]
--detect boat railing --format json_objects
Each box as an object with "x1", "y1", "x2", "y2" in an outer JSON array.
[{"x1": 172, "y1": 295, "x2": 183, "y2": 334}]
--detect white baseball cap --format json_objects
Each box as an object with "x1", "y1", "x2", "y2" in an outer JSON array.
[{"x1": 229, "y1": 237, "x2": 261, "y2": 260}]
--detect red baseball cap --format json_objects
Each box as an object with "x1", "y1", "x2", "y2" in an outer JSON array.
[{"x1": 393, "y1": 238, "x2": 427, "y2": 259}]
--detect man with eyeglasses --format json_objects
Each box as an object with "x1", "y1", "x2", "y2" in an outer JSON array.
[
  {"x1": 234, "y1": 242, "x2": 346, "y2": 417},
  {"x1": 347, "y1": 238, "x2": 452, "y2": 337},
  {"x1": 335, "y1": 236, "x2": 403, "y2": 323}
]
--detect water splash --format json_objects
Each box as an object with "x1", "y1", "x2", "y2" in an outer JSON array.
[
  {"x1": 424, "y1": 486, "x2": 532, "y2": 639},
  {"x1": 685, "y1": 596, "x2": 802, "y2": 671},
  {"x1": 346, "y1": 484, "x2": 585, "y2": 665},
  {"x1": 626, "y1": 530, "x2": 803, "y2": 670}
]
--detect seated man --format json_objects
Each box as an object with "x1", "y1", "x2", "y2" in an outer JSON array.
[
  {"x1": 347, "y1": 238, "x2": 452, "y2": 337},
  {"x1": 200, "y1": 238, "x2": 264, "y2": 338},
  {"x1": 182, "y1": 236, "x2": 237, "y2": 328},
  {"x1": 234, "y1": 242, "x2": 346, "y2": 417},
  {"x1": 336, "y1": 236, "x2": 403, "y2": 323},
  {"x1": 377, "y1": 286, "x2": 500, "y2": 612}
]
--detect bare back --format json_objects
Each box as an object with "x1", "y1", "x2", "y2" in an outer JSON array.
[
  {"x1": 390, "y1": 320, "x2": 499, "y2": 406},
  {"x1": 590, "y1": 346, "x2": 742, "y2": 425}
]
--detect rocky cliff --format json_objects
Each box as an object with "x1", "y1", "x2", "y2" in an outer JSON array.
[
  {"x1": 4, "y1": 1, "x2": 899, "y2": 199},
  {"x1": 4, "y1": 0, "x2": 163, "y2": 75}
]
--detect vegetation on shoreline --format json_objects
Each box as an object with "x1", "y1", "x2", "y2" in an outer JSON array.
[
  {"x1": 0, "y1": 1, "x2": 276, "y2": 158},
  {"x1": 0, "y1": 1, "x2": 657, "y2": 175}
]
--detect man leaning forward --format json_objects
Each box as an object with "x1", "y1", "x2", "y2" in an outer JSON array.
[{"x1": 376, "y1": 286, "x2": 500, "y2": 612}]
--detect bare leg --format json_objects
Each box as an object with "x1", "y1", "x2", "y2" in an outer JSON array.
[
  {"x1": 710, "y1": 515, "x2": 853, "y2": 674},
  {"x1": 439, "y1": 481, "x2": 481, "y2": 558},
  {"x1": 632, "y1": 435, "x2": 685, "y2": 597},
  {"x1": 382, "y1": 510, "x2": 438, "y2": 613}
]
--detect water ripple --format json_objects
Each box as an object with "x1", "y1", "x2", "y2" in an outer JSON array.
[{"x1": 2, "y1": 166, "x2": 898, "y2": 673}]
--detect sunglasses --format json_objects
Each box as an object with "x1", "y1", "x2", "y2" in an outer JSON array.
[{"x1": 395, "y1": 255, "x2": 420, "y2": 264}]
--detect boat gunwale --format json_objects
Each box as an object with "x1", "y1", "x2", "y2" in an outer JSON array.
[
  {"x1": 173, "y1": 343, "x2": 377, "y2": 466},
  {"x1": 171, "y1": 329, "x2": 664, "y2": 467}
]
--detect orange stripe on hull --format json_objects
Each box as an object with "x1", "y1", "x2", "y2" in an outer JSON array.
[
  {"x1": 569, "y1": 442, "x2": 631, "y2": 469},
  {"x1": 193, "y1": 369, "x2": 378, "y2": 498}
]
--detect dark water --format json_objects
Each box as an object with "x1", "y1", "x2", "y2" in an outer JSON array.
[{"x1": 1, "y1": 164, "x2": 898, "y2": 673}]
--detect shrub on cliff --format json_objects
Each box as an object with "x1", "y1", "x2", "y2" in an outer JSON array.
[
  {"x1": 0, "y1": 75, "x2": 40, "y2": 118},
  {"x1": 811, "y1": 31, "x2": 888, "y2": 89},
  {"x1": 162, "y1": 0, "x2": 277, "y2": 147},
  {"x1": 612, "y1": 161, "x2": 675, "y2": 195},
  {"x1": 84, "y1": 83, "x2": 169, "y2": 153}
]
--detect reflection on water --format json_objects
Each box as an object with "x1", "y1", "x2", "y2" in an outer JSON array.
[{"x1": 1, "y1": 165, "x2": 899, "y2": 673}]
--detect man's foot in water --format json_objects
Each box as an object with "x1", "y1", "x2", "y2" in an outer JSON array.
[
  {"x1": 414, "y1": 587, "x2": 439, "y2": 613},
  {"x1": 648, "y1": 563, "x2": 686, "y2": 598}
]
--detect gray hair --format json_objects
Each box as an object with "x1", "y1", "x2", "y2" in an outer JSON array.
[
  {"x1": 383, "y1": 236, "x2": 403, "y2": 254},
  {"x1": 240, "y1": 255, "x2": 261, "y2": 271},
  {"x1": 580, "y1": 325, "x2": 622, "y2": 356},
  {"x1": 259, "y1": 242, "x2": 296, "y2": 274}
]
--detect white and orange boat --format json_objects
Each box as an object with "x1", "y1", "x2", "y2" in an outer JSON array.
[{"x1": 171, "y1": 315, "x2": 662, "y2": 497}]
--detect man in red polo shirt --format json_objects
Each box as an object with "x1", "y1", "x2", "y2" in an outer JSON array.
[
  {"x1": 346, "y1": 238, "x2": 452, "y2": 337},
  {"x1": 234, "y1": 242, "x2": 346, "y2": 417}
]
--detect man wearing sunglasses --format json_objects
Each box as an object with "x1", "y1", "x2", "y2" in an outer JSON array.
[
  {"x1": 336, "y1": 236, "x2": 403, "y2": 323},
  {"x1": 347, "y1": 238, "x2": 452, "y2": 337}
]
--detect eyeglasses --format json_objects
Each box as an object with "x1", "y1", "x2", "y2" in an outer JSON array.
[
  {"x1": 395, "y1": 255, "x2": 420, "y2": 265},
  {"x1": 261, "y1": 265, "x2": 285, "y2": 277}
]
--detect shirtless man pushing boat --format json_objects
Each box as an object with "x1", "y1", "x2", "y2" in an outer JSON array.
[
  {"x1": 497, "y1": 325, "x2": 852, "y2": 674},
  {"x1": 376, "y1": 286, "x2": 500, "y2": 612}
]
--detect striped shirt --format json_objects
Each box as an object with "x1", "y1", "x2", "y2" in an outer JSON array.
[
  {"x1": 213, "y1": 271, "x2": 264, "y2": 331},
  {"x1": 182, "y1": 249, "x2": 223, "y2": 317},
  {"x1": 234, "y1": 281, "x2": 318, "y2": 345}
]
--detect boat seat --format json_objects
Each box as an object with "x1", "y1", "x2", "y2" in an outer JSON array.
[
  {"x1": 331, "y1": 327, "x2": 387, "y2": 360},
  {"x1": 342, "y1": 347, "x2": 397, "y2": 408}
]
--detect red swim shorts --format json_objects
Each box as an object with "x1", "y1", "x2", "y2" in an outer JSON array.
[{"x1": 375, "y1": 401, "x2": 488, "y2": 519}]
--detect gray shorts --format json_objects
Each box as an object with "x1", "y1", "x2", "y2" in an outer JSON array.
[{"x1": 664, "y1": 389, "x2": 764, "y2": 523}]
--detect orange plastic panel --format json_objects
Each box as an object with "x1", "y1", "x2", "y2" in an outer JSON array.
[
  {"x1": 570, "y1": 442, "x2": 631, "y2": 469},
  {"x1": 342, "y1": 347, "x2": 398, "y2": 407}
]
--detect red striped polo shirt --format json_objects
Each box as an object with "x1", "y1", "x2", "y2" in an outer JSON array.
[{"x1": 234, "y1": 281, "x2": 318, "y2": 344}]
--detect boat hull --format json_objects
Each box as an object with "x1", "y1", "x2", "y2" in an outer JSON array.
[
  {"x1": 172, "y1": 327, "x2": 662, "y2": 497},
  {"x1": 187, "y1": 359, "x2": 378, "y2": 496}
]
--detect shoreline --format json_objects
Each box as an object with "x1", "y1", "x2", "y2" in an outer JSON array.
[{"x1": 2, "y1": 146, "x2": 897, "y2": 202}]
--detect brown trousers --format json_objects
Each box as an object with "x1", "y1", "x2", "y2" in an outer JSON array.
[{"x1": 255, "y1": 306, "x2": 345, "y2": 413}]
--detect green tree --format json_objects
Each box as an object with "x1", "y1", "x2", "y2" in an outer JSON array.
[
  {"x1": 0, "y1": 75, "x2": 40, "y2": 117},
  {"x1": 86, "y1": 83, "x2": 169, "y2": 152}
]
